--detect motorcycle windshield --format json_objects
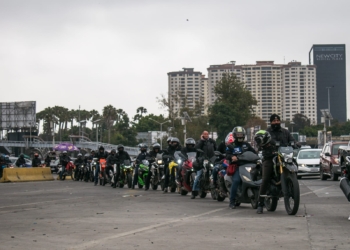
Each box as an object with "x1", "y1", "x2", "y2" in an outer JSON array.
[
  {"x1": 174, "y1": 151, "x2": 182, "y2": 161},
  {"x1": 156, "y1": 153, "x2": 163, "y2": 160},
  {"x1": 124, "y1": 160, "x2": 131, "y2": 166},
  {"x1": 237, "y1": 151, "x2": 260, "y2": 163},
  {"x1": 187, "y1": 152, "x2": 196, "y2": 162},
  {"x1": 279, "y1": 146, "x2": 294, "y2": 154}
]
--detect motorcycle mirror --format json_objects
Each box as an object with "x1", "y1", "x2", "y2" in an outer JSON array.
[
  {"x1": 290, "y1": 141, "x2": 295, "y2": 146},
  {"x1": 275, "y1": 141, "x2": 281, "y2": 147}
]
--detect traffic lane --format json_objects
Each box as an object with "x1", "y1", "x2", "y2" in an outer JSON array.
[{"x1": 0, "y1": 178, "x2": 347, "y2": 250}]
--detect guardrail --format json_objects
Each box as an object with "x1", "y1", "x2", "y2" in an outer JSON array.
[{"x1": 0, "y1": 141, "x2": 139, "y2": 156}]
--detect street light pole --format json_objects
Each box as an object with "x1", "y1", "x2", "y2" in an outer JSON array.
[
  {"x1": 92, "y1": 119, "x2": 101, "y2": 149},
  {"x1": 149, "y1": 118, "x2": 170, "y2": 150},
  {"x1": 326, "y1": 87, "x2": 332, "y2": 127}
]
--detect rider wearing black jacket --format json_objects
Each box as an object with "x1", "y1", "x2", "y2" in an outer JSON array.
[
  {"x1": 32, "y1": 153, "x2": 42, "y2": 167},
  {"x1": 15, "y1": 154, "x2": 26, "y2": 167},
  {"x1": 115, "y1": 145, "x2": 131, "y2": 187},
  {"x1": 145, "y1": 143, "x2": 164, "y2": 190},
  {"x1": 94, "y1": 146, "x2": 109, "y2": 186},
  {"x1": 255, "y1": 114, "x2": 295, "y2": 214},
  {"x1": 132, "y1": 143, "x2": 150, "y2": 189},
  {"x1": 59, "y1": 151, "x2": 71, "y2": 180},
  {"x1": 163, "y1": 137, "x2": 182, "y2": 193}
]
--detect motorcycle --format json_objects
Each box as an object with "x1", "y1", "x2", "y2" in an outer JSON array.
[
  {"x1": 150, "y1": 153, "x2": 165, "y2": 190},
  {"x1": 137, "y1": 159, "x2": 150, "y2": 189},
  {"x1": 177, "y1": 152, "x2": 197, "y2": 196},
  {"x1": 120, "y1": 160, "x2": 134, "y2": 188},
  {"x1": 57, "y1": 161, "x2": 75, "y2": 180},
  {"x1": 339, "y1": 156, "x2": 350, "y2": 201},
  {"x1": 196, "y1": 149, "x2": 218, "y2": 198},
  {"x1": 163, "y1": 151, "x2": 181, "y2": 193},
  {"x1": 98, "y1": 158, "x2": 108, "y2": 186},
  {"x1": 73, "y1": 163, "x2": 84, "y2": 181},
  {"x1": 263, "y1": 141, "x2": 300, "y2": 215},
  {"x1": 89, "y1": 160, "x2": 97, "y2": 182},
  {"x1": 216, "y1": 152, "x2": 261, "y2": 208}
]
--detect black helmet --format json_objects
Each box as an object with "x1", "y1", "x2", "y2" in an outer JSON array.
[
  {"x1": 152, "y1": 143, "x2": 161, "y2": 150},
  {"x1": 99, "y1": 146, "x2": 104, "y2": 151},
  {"x1": 167, "y1": 137, "x2": 172, "y2": 143},
  {"x1": 170, "y1": 137, "x2": 180, "y2": 147},
  {"x1": 254, "y1": 130, "x2": 271, "y2": 147},
  {"x1": 111, "y1": 149, "x2": 116, "y2": 154},
  {"x1": 77, "y1": 153, "x2": 82, "y2": 157},
  {"x1": 138, "y1": 143, "x2": 148, "y2": 149},
  {"x1": 20, "y1": 154, "x2": 24, "y2": 158},
  {"x1": 232, "y1": 126, "x2": 246, "y2": 142},
  {"x1": 117, "y1": 144, "x2": 124, "y2": 150},
  {"x1": 185, "y1": 138, "x2": 195, "y2": 146}
]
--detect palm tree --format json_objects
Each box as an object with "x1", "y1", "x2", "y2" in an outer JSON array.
[
  {"x1": 102, "y1": 105, "x2": 117, "y2": 143},
  {"x1": 136, "y1": 107, "x2": 148, "y2": 117}
]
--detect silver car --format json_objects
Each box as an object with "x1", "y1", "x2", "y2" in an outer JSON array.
[{"x1": 296, "y1": 149, "x2": 322, "y2": 179}]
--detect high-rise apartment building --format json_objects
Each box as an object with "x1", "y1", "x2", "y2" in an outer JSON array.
[
  {"x1": 207, "y1": 61, "x2": 317, "y2": 124},
  {"x1": 167, "y1": 68, "x2": 204, "y2": 117},
  {"x1": 309, "y1": 44, "x2": 347, "y2": 123}
]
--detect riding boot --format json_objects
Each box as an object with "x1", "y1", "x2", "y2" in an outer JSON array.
[
  {"x1": 191, "y1": 191, "x2": 196, "y2": 199},
  {"x1": 257, "y1": 201, "x2": 264, "y2": 214}
]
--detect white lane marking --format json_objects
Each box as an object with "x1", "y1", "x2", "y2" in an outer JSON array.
[
  {"x1": 71, "y1": 207, "x2": 226, "y2": 250},
  {"x1": 300, "y1": 186, "x2": 332, "y2": 197},
  {"x1": 0, "y1": 197, "x2": 85, "y2": 209}
]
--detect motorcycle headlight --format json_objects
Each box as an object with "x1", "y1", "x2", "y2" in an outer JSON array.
[
  {"x1": 157, "y1": 160, "x2": 163, "y2": 165},
  {"x1": 124, "y1": 165, "x2": 131, "y2": 169},
  {"x1": 245, "y1": 167, "x2": 251, "y2": 172},
  {"x1": 286, "y1": 158, "x2": 293, "y2": 163},
  {"x1": 177, "y1": 159, "x2": 182, "y2": 164}
]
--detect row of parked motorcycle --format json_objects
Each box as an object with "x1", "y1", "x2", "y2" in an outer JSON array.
[{"x1": 56, "y1": 143, "x2": 301, "y2": 215}]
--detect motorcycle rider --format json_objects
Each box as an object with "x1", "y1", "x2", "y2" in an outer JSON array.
[
  {"x1": 212, "y1": 132, "x2": 234, "y2": 189},
  {"x1": 145, "y1": 143, "x2": 164, "y2": 190},
  {"x1": 74, "y1": 153, "x2": 84, "y2": 180},
  {"x1": 15, "y1": 154, "x2": 26, "y2": 167},
  {"x1": 132, "y1": 143, "x2": 150, "y2": 189},
  {"x1": 32, "y1": 153, "x2": 42, "y2": 167},
  {"x1": 177, "y1": 138, "x2": 196, "y2": 183},
  {"x1": 255, "y1": 114, "x2": 295, "y2": 214},
  {"x1": 94, "y1": 146, "x2": 109, "y2": 186},
  {"x1": 192, "y1": 131, "x2": 217, "y2": 199},
  {"x1": 106, "y1": 149, "x2": 118, "y2": 183},
  {"x1": 59, "y1": 151, "x2": 71, "y2": 180},
  {"x1": 163, "y1": 137, "x2": 182, "y2": 193},
  {"x1": 44, "y1": 153, "x2": 51, "y2": 167},
  {"x1": 115, "y1": 144, "x2": 131, "y2": 187},
  {"x1": 226, "y1": 126, "x2": 257, "y2": 209}
]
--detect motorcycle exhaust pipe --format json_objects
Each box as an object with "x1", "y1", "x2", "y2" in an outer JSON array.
[{"x1": 340, "y1": 177, "x2": 350, "y2": 202}]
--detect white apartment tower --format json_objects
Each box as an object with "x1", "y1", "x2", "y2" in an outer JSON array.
[
  {"x1": 167, "y1": 68, "x2": 204, "y2": 117},
  {"x1": 207, "y1": 61, "x2": 317, "y2": 124}
]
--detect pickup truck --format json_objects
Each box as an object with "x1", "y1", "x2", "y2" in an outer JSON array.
[{"x1": 338, "y1": 142, "x2": 350, "y2": 175}]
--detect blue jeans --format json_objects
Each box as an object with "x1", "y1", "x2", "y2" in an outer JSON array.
[
  {"x1": 94, "y1": 163, "x2": 100, "y2": 184},
  {"x1": 230, "y1": 167, "x2": 241, "y2": 204},
  {"x1": 192, "y1": 169, "x2": 203, "y2": 191}
]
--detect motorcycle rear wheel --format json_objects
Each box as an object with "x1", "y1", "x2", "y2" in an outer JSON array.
[
  {"x1": 265, "y1": 197, "x2": 278, "y2": 212},
  {"x1": 199, "y1": 190, "x2": 207, "y2": 198},
  {"x1": 210, "y1": 188, "x2": 217, "y2": 200},
  {"x1": 284, "y1": 173, "x2": 300, "y2": 215},
  {"x1": 180, "y1": 189, "x2": 188, "y2": 196},
  {"x1": 160, "y1": 180, "x2": 165, "y2": 191},
  {"x1": 119, "y1": 182, "x2": 124, "y2": 188},
  {"x1": 152, "y1": 184, "x2": 158, "y2": 190},
  {"x1": 138, "y1": 183, "x2": 143, "y2": 189},
  {"x1": 170, "y1": 185, "x2": 176, "y2": 193},
  {"x1": 217, "y1": 194, "x2": 225, "y2": 202}
]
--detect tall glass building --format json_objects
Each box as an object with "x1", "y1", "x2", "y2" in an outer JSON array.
[{"x1": 309, "y1": 44, "x2": 347, "y2": 123}]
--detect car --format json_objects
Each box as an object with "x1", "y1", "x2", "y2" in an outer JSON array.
[
  {"x1": 320, "y1": 141, "x2": 348, "y2": 181},
  {"x1": 296, "y1": 149, "x2": 321, "y2": 179},
  {"x1": 49, "y1": 159, "x2": 61, "y2": 173},
  {"x1": 8, "y1": 157, "x2": 32, "y2": 167}
]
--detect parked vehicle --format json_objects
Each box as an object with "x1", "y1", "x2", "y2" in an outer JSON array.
[
  {"x1": 57, "y1": 161, "x2": 75, "y2": 180},
  {"x1": 9, "y1": 157, "x2": 32, "y2": 168},
  {"x1": 50, "y1": 159, "x2": 60, "y2": 173},
  {"x1": 264, "y1": 142, "x2": 300, "y2": 215},
  {"x1": 163, "y1": 152, "x2": 181, "y2": 193},
  {"x1": 320, "y1": 141, "x2": 347, "y2": 181},
  {"x1": 296, "y1": 149, "x2": 322, "y2": 179},
  {"x1": 98, "y1": 158, "x2": 108, "y2": 186},
  {"x1": 120, "y1": 160, "x2": 134, "y2": 188},
  {"x1": 196, "y1": 149, "x2": 218, "y2": 198}
]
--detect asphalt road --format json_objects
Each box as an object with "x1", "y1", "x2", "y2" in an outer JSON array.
[{"x1": 1, "y1": 176, "x2": 350, "y2": 250}]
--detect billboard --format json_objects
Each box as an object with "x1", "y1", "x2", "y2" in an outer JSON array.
[
  {"x1": 0, "y1": 101, "x2": 36, "y2": 130},
  {"x1": 310, "y1": 44, "x2": 346, "y2": 123}
]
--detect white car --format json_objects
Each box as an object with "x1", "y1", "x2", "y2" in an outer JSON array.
[{"x1": 296, "y1": 149, "x2": 322, "y2": 179}]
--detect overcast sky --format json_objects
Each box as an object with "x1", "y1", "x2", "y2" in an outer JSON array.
[{"x1": 1, "y1": 0, "x2": 349, "y2": 120}]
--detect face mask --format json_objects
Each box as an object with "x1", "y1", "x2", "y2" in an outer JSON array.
[
  {"x1": 141, "y1": 149, "x2": 147, "y2": 153},
  {"x1": 271, "y1": 124, "x2": 281, "y2": 131},
  {"x1": 237, "y1": 138, "x2": 244, "y2": 143}
]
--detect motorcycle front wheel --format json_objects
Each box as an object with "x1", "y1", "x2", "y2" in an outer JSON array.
[
  {"x1": 210, "y1": 188, "x2": 217, "y2": 200},
  {"x1": 284, "y1": 173, "x2": 300, "y2": 215},
  {"x1": 127, "y1": 173, "x2": 132, "y2": 188},
  {"x1": 265, "y1": 197, "x2": 278, "y2": 212},
  {"x1": 250, "y1": 189, "x2": 259, "y2": 209}
]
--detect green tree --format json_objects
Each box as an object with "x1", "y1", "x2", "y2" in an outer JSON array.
[
  {"x1": 102, "y1": 105, "x2": 117, "y2": 143},
  {"x1": 208, "y1": 73, "x2": 257, "y2": 140}
]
